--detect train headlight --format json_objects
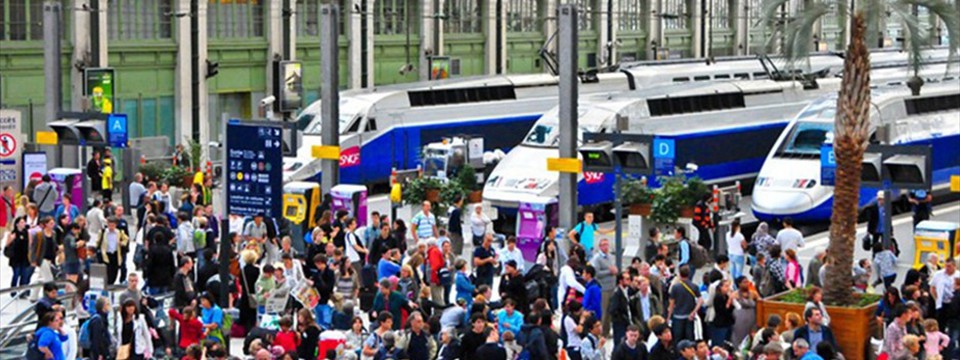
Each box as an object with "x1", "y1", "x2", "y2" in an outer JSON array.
[{"x1": 791, "y1": 179, "x2": 817, "y2": 188}]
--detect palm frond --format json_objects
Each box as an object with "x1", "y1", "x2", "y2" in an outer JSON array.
[
  {"x1": 783, "y1": 2, "x2": 832, "y2": 69},
  {"x1": 904, "y1": 0, "x2": 960, "y2": 74},
  {"x1": 758, "y1": 0, "x2": 795, "y2": 54},
  {"x1": 889, "y1": 1, "x2": 926, "y2": 76},
  {"x1": 859, "y1": 0, "x2": 886, "y2": 48}
]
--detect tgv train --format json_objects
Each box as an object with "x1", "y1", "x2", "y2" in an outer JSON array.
[
  {"x1": 482, "y1": 62, "x2": 958, "y2": 209},
  {"x1": 751, "y1": 79, "x2": 960, "y2": 222},
  {"x1": 281, "y1": 50, "x2": 938, "y2": 184}
]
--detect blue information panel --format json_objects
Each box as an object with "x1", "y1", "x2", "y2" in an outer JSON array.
[
  {"x1": 653, "y1": 138, "x2": 675, "y2": 176},
  {"x1": 107, "y1": 114, "x2": 128, "y2": 148},
  {"x1": 820, "y1": 144, "x2": 836, "y2": 186},
  {"x1": 226, "y1": 122, "x2": 283, "y2": 218}
]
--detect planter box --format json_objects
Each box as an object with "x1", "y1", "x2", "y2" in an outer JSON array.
[
  {"x1": 468, "y1": 190, "x2": 483, "y2": 204},
  {"x1": 679, "y1": 206, "x2": 695, "y2": 218},
  {"x1": 629, "y1": 203, "x2": 652, "y2": 216},
  {"x1": 426, "y1": 189, "x2": 441, "y2": 203},
  {"x1": 757, "y1": 292, "x2": 879, "y2": 360}
]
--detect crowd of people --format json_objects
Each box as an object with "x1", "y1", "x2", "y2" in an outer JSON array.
[{"x1": 0, "y1": 148, "x2": 951, "y2": 360}]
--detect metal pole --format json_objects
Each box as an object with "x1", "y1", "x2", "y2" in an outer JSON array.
[
  {"x1": 558, "y1": 4, "x2": 578, "y2": 234},
  {"x1": 219, "y1": 120, "x2": 230, "y2": 310},
  {"x1": 881, "y1": 189, "x2": 893, "y2": 249},
  {"x1": 614, "y1": 171, "x2": 623, "y2": 270},
  {"x1": 191, "y1": 0, "x2": 201, "y2": 142},
  {"x1": 320, "y1": 4, "x2": 340, "y2": 195},
  {"x1": 90, "y1": 0, "x2": 101, "y2": 66},
  {"x1": 43, "y1": 1, "x2": 62, "y2": 126}
]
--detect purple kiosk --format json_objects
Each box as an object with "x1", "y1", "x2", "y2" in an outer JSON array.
[
  {"x1": 48, "y1": 168, "x2": 84, "y2": 207},
  {"x1": 516, "y1": 196, "x2": 558, "y2": 269},
  {"x1": 330, "y1": 184, "x2": 368, "y2": 227}
]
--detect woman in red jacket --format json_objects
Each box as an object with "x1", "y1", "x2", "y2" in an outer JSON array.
[{"x1": 168, "y1": 306, "x2": 204, "y2": 353}]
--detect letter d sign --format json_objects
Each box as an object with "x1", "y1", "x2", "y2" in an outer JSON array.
[{"x1": 653, "y1": 138, "x2": 675, "y2": 159}]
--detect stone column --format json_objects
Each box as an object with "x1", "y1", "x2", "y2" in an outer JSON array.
[
  {"x1": 266, "y1": 0, "x2": 283, "y2": 120},
  {"x1": 348, "y1": 0, "x2": 362, "y2": 88},
  {"x1": 418, "y1": 0, "x2": 436, "y2": 80},
  {"x1": 173, "y1": 0, "x2": 192, "y2": 143},
  {"x1": 647, "y1": 0, "x2": 662, "y2": 60}
]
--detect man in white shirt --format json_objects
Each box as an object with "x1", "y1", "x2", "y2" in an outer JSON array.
[
  {"x1": 128, "y1": 173, "x2": 148, "y2": 225},
  {"x1": 470, "y1": 205, "x2": 491, "y2": 248},
  {"x1": 776, "y1": 217, "x2": 805, "y2": 252},
  {"x1": 498, "y1": 236, "x2": 525, "y2": 275},
  {"x1": 558, "y1": 258, "x2": 586, "y2": 309},
  {"x1": 932, "y1": 259, "x2": 960, "y2": 311},
  {"x1": 86, "y1": 200, "x2": 107, "y2": 236}
]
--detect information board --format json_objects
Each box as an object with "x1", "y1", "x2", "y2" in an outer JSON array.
[
  {"x1": 226, "y1": 122, "x2": 283, "y2": 218},
  {"x1": 820, "y1": 144, "x2": 836, "y2": 186},
  {"x1": 107, "y1": 114, "x2": 128, "y2": 148}
]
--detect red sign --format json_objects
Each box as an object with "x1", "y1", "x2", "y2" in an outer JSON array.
[
  {"x1": 339, "y1": 146, "x2": 361, "y2": 168},
  {"x1": 0, "y1": 133, "x2": 16, "y2": 157},
  {"x1": 584, "y1": 172, "x2": 605, "y2": 184}
]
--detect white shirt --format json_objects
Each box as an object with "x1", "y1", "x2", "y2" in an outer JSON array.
[
  {"x1": 86, "y1": 208, "x2": 106, "y2": 236},
  {"x1": 932, "y1": 269, "x2": 960, "y2": 309},
  {"x1": 563, "y1": 314, "x2": 582, "y2": 347},
  {"x1": 776, "y1": 228, "x2": 805, "y2": 252},
  {"x1": 498, "y1": 246, "x2": 526, "y2": 274},
  {"x1": 345, "y1": 230, "x2": 361, "y2": 263},
  {"x1": 726, "y1": 231, "x2": 745, "y2": 256},
  {"x1": 558, "y1": 265, "x2": 586, "y2": 308},
  {"x1": 470, "y1": 212, "x2": 491, "y2": 237}
]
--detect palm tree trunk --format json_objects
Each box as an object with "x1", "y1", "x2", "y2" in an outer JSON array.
[{"x1": 824, "y1": 14, "x2": 871, "y2": 306}]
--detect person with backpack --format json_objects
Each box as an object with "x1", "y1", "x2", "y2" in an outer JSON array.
[
  {"x1": 30, "y1": 311, "x2": 68, "y2": 360},
  {"x1": 676, "y1": 227, "x2": 707, "y2": 281},
  {"x1": 567, "y1": 212, "x2": 612, "y2": 259},
  {"x1": 668, "y1": 265, "x2": 702, "y2": 344},
  {"x1": 362, "y1": 312, "x2": 394, "y2": 360},
  {"x1": 516, "y1": 313, "x2": 548, "y2": 360},
  {"x1": 760, "y1": 246, "x2": 788, "y2": 297},
  {"x1": 81, "y1": 297, "x2": 112, "y2": 360},
  {"x1": 579, "y1": 315, "x2": 606, "y2": 360},
  {"x1": 560, "y1": 301, "x2": 584, "y2": 360}
]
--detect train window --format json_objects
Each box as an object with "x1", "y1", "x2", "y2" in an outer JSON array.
[
  {"x1": 346, "y1": 117, "x2": 361, "y2": 133},
  {"x1": 753, "y1": 72, "x2": 768, "y2": 79},
  {"x1": 694, "y1": 75, "x2": 710, "y2": 81},
  {"x1": 673, "y1": 77, "x2": 690, "y2": 82},
  {"x1": 904, "y1": 93, "x2": 960, "y2": 115},
  {"x1": 734, "y1": 73, "x2": 749, "y2": 79},
  {"x1": 647, "y1": 92, "x2": 746, "y2": 116},
  {"x1": 408, "y1": 85, "x2": 517, "y2": 107},
  {"x1": 365, "y1": 118, "x2": 377, "y2": 131},
  {"x1": 715, "y1": 74, "x2": 730, "y2": 79}
]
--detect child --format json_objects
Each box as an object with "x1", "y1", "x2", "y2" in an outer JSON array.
[
  {"x1": 853, "y1": 259, "x2": 871, "y2": 293},
  {"x1": 273, "y1": 315, "x2": 300, "y2": 353},
  {"x1": 168, "y1": 306, "x2": 204, "y2": 351},
  {"x1": 923, "y1": 318, "x2": 949, "y2": 357},
  {"x1": 502, "y1": 330, "x2": 522, "y2": 360},
  {"x1": 181, "y1": 344, "x2": 203, "y2": 360}
]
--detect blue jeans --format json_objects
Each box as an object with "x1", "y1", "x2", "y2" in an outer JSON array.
[
  {"x1": 730, "y1": 254, "x2": 745, "y2": 280},
  {"x1": 146, "y1": 286, "x2": 170, "y2": 296},
  {"x1": 948, "y1": 324, "x2": 960, "y2": 359},
  {"x1": 315, "y1": 303, "x2": 332, "y2": 328},
  {"x1": 11, "y1": 265, "x2": 35, "y2": 289},
  {"x1": 613, "y1": 322, "x2": 627, "y2": 348},
  {"x1": 671, "y1": 317, "x2": 696, "y2": 343},
  {"x1": 710, "y1": 325, "x2": 731, "y2": 347}
]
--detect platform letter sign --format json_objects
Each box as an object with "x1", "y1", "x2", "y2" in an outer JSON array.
[
  {"x1": 653, "y1": 138, "x2": 675, "y2": 176},
  {"x1": 107, "y1": 114, "x2": 128, "y2": 148},
  {"x1": 226, "y1": 122, "x2": 283, "y2": 217},
  {"x1": 821, "y1": 144, "x2": 836, "y2": 186}
]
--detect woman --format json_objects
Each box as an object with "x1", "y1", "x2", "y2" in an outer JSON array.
[
  {"x1": 344, "y1": 316, "x2": 366, "y2": 358},
  {"x1": 397, "y1": 264, "x2": 420, "y2": 300},
  {"x1": 454, "y1": 259, "x2": 476, "y2": 308},
  {"x1": 711, "y1": 279, "x2": 736, "y2": 347},
  {"x1": 392, "y1": 219, "x2": 408, "y2": 255},
  {"x1": 877, "y1": 287, "x2": 905, "y2": 326},
  {"x1": 336, "y1": 256, "x2": 360, "y2": 300},
  {"x1": 726, "y1": 219, "x2": 746, "y2": 279},
  {"x1": 116, "y1": 298, "x2": 154, "y2": 360},
  {"x1": 14, "y1": 195, "x2": 29, "y2": 221},
  {"x1": 5, "y1": 216, "x2": 33, "y2": 296},
  {"x1": 239, "y1": 250, "x2": 262, "y2": 332},
  {"x1": 200, "y1": 292, "x2": 226, "y2": 343},
  {"x1": 751, "y1": 222, "x2": 777, "y2": 260},
  {"x1": 780, "y1": 312, "x2": 803, "y2": 345},
  {"x1": 732, "y1": 277, "x2": 760, "y2": 347},
  {"x1": 441, "y1": 240, "x2": 457, "y2": 304},
  {"x1": 297, "y1": 308, "x2": 322, "y2": 360},
  {"x1": 34, "y1": 311, "x2": 68, "y2": 360},
  {"x1": 281, "y1": 253, "x2": 305, "y2": 288},
  {"x1": 0, "y1": 186, "x2": 14, "y2": 229},
  {"x1": 805, "y1": 286, "x2": 832, "y2": 326},
  {"x1": 537, "y1": 232, "x2": 563, "y2": 310},
  {"x1": 784, "y1": 249, "x2": 802, "y2": 289}
]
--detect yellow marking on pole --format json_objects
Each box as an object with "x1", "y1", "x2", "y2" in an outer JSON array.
[
  {"x1": 312, "y1": 145, "x2": 340, "y2": 160},
  {"x1": 951, "y1": 175, "x2": 960, "y2": 192},
  {"x1": 546, "y1": 158, "x2": 582, "y2": 173},
  {"x1": 36, "y1": 131, "x2": 58, "y2": 145}
]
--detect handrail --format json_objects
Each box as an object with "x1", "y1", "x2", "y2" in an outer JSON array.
[{"x1": 0, "y1": 279, "x2": 79, "y2": 313}]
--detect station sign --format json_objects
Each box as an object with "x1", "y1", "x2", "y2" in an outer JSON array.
[
  {"x1": 226, "y1": 122, "x2": 283, "y2": 218},
  {"x1": 820, "y1": 144, "x2": 836, "y2": 186},
  {"x1": 107, "y1": 114, "x2": 128, "y2": 148},
  {"x1": 653, "y1": 137, "x2": 675, "y2": 176}
]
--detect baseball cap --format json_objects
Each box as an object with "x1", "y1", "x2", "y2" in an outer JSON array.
[{"x1": 678, "y1": 340, "x2": 696, "y2": 350}]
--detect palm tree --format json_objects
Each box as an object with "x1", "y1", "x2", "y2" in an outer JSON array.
[{"x1": 758, "y1": 0, "x2": 958, "y2": 305}]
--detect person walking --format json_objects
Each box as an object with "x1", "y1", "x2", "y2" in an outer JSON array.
[
  {"x1": 726, "y1": 219, "x2": 746, "y2": 279},
  {"x1": 87, "y1": 150, "x2": 103, "y2": 196},
  {"x1": 101, "y1": 158, "x2": 115, "y2": 201},
  {"x1": 908, "y1": 189, "x2": 933, "y2": 228},
  {"x1": 470, "y1": 204, "x2": 491, "y2": 248},
  {"x1": 129, "y1": 173, "x2": 147, "y2": 227},
  {"x1": 33, "y1": 175, "x2": 57, "y2": 219},
  {"x1": 447, "y1": 196, "x2": 464, "y2": 255},
  {"x1": 668, "y1": 265, "x2": 703, "y2": 343},
  {"x1": 116, "y1": 298, "x2": 154, "y2": 360},
  {"x1": 590, "y1": 238, "x2": 618, "y2": 335},
  {"x1": 608, "y1": 271, "x2": 634, "y2": 347},
  {"x1": 98, "y1": 217, "x2": 130, "y2": 285},
  {"x1": 5, "y1": 216, "x2": 33, "y2": 297},
  {"x1": 86, "y1": 297, "x2": 113, "y2": 360},
  {"x1": 34, "y1": 311, "x2": 69, "y2": 360}
]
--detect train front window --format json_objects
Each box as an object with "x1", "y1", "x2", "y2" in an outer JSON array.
[
  {"x1": 779, "y1": 121, "x2": 834, "y2": 156},
  {"x1": 302, "y1": 98, "x2": 370, "y2": 135},
  {"x1": 522, "y1": 107, "x2": 603, "y2": 147}
]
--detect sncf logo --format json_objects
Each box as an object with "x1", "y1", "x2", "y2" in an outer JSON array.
[
  {"x1": 584, "y1": 172, "x2": 605, "y2": 184},
  {"x1": 340, "y1": 146, "x2": 361, "y2": 167}
]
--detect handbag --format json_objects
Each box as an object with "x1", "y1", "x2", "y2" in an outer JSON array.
[
  {"x1": 240, "y1": 265, "x2": 259, "y2": 309},
  {"x1": 117, "y1": 343, "x2": 132, "y2": 360},
  {"x1": 438, "y1": 267, "x2": 453, "y2": 286}
]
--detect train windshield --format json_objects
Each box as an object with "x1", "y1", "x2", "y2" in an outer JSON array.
[
  {"x1": 779, "y1": 121, "x2": 834, "y2": 156},
  {"x1": 302, "y1": 98, "x2": 370, "y2": 135},
  {"x1": 522, "y1": 107, "x2": 606, "y2": 147}
]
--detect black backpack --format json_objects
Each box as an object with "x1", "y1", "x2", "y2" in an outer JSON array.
[{"x1": 26, "y1": 335, "x2": 44, "y2": 360}]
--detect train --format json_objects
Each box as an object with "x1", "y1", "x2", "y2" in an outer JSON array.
[
  {"x1": 482, "y1": 61, "x2": 958, "y2": 210},
  {"x1": 751, "y1": 78, "x2": 960, "y2": 222},
  {"x1": 281, "y1": 49, "x2": 946, "y2": 185}
]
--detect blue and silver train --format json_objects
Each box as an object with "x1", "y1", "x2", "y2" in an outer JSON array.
[{"x1": 751, "y1": 79, "x2": 960, "y2": 222}]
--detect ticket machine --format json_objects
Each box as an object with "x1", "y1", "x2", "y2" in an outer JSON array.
[
  {"x1": 330, "y1": 184, "x2": 368, "y2": 227},
  {"x1": 516, "y1": 197, "x2": 558, "y2": 267},
  {"x1": 48, "y1": 168, "x2": 84, "y2": 206},
  {"x1": 913, "y1": 220, "x2": 960, "y2": 268},
  {"x1": 283, "y1": 181, "x2": 321, "y2": 252}
]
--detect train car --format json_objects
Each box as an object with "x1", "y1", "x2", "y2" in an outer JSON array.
[
  {"x1": 283, "y1": 49, "x2": 949, "y2": 185},
  {"x1": 751, "y1": 79, "x2": 960, "y2": 223},
  {"x1": 482, "y1": 62, "x2": 958, "y2": 210}
]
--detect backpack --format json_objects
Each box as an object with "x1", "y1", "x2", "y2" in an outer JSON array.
[
  {"x1": 516, "y1": 328, "x2": 535, "y2": 360},
  {"x1": 26, "y1": 331, "x2": 45, "y2": 360},
  {"x1": 685, "y1": 240, "x2": 709, "y2": 269},
  {"x1": 761, "y1": 263, "x2": 787, "y2": 296},
  {"x1": 78, "y1": 314, "x2": 100, "y2": 349},
  {"x1": 194, "y1": 229, "x2": 207, "y2": 249},
  {"x1": 377, "y1": 347, "x2": 404, "y2": 360}
]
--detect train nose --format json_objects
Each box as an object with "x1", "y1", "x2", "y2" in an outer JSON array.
[{"x1": 751, "y1": 188, "x2": 815, "y2": 215}]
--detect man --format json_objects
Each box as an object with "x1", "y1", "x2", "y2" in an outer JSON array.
[
  {"x1": 567, "y1": 211, "x2": 611, "y2": 258},
  {"x1": 343, "y1": 217, "x2": 368, "y2": 274},
  {"x1": 776, "y1": 217, "x2": 805, "y2": 252},
  {"x1": 33, "y1": 175, "x2": 57, "y2": 219},
  {"x1": 883, "y1": 304, "x2": 910, "y2": 359},
  {"x1": 397, "y1": 312, "x2": 437, "y2": 360},
  {"x1": 439, "y1": 298, "x2": 469, "y2": 332},
  {"x1": 173, "y1": 255, "x2": 195, "y2": 308},
  {"x1": 372, "y1": 278, "x2": 418, "y2": 330},
  {"x1": 87, "y1": 150, "x2": 103, "y2": 194},
  {"x1": 362, "y1": 312, "x2": 394, "y2": 358},
  {"x1": 498, "y1": 236, "x2": 525, "y2": 274},
  {"x1": 676, "y1": 228, "x2": 695, "y2": 279},
  {"x1": 645, "y1": 228, "x2": 661, "y2": 263},
  {"x1": 668, "y1": 265, "x2": 702, "y2": 343},
  {"x1": 86, "y1": 297, "x2": 112, "y2": 360},
  {"x1": 908, "y1": 189, "x2": 932, "y2": 228},
  {"x1": 608, "y1": 271, "x2": 634, "y2": 347},
  {"x1": 410, "y1": 201, "x2": 438, "y2": 242},
  {"x1": 498, "y1": 260, "x2": 527, "y2": 310},
  {"x1": 378, "y1": 248, "x2": 402, "y2": 279},
  {"x1": 611, "y1": 325, "x2": 647, "y2": 360},
  {"x1": 309, "y1": 254, "x2": 336, "y2": 328},
  {"x1": 173, "y1": 144, "x2": 191, "y2": 168},
  {"x1": 677, "y1": 339, "x2": 697, "y2": 360},
  {"x1": 648, "y1": 323, "x2": 677, "y2": 360},
  {"x1": 98, "y1": 217, "x2": 129, "y2": 285},
  {"x1": 496, "y1": 299, "x2": 524, "y2": 335},
  {"x1": 369, "y1": 222, "x2": 396, "y2": 265},
  {"x1": 473, "y1": 233, "x2": 498, "y2": 286},
  {"x1": 692, "y1": 193, "x2": 714, "y2": 249},
  {"x1": 118, "y1": 273, "x2": 143, "y2": 309},
  {"x1": 470, "y1": 204, "x2": 492, "y2": 248},
  {"x1": 447, "y1": 196, "x2": 464, "y2": 255},
  {"x1": 793, "y1": 307, "x2": 837, "y2": 351},
  {"x1": 129, "y1": 173, "x2": 147, "y2": 226},
  {"x1": 243, "y1": 213, "x2": 268, "y2": 247},
  {"x1": 34, "y1": 282, "x2": 63, "y2": 327},
  {"x1": 460, "y1": 315, "x2": 489, "y2": 360},
  {"x1": 631, "y1": 275, "x2": 663, "y2": 336},
  {"x1": 112, "y1": 205, "x2": 130, "y2": 280},
  {"x1": 806, "y1": 251, "x2": 825, "y2": 288},
  {"x1": 590, "y1": 238, "x2": 618, "y2": 335},
  {"x1": 582, "y1": 265, "x2": 603, "y2": 319},
  {"x1": 363, "y1": 211, "x2": 381, "y2": 249},
  {"x1": 475, "y1": 325, "x2": 507, "y2": 360},
  {"x1": 792, "y1": 339, "x2": 824, "y2": 360},
  {"x1": 761, "y1": 343, "x2": 785, "y2": 360},
  {"x1": 519, "y1": 314, "x2": 549, "y2": 359},
  {"x1": 932, "y1": 259, "x2": 960, "y2": 318}
]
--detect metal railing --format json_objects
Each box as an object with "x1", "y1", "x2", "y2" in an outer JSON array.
[{"x1": 0, "y1": 279, "x2": 80, "y2": 349}]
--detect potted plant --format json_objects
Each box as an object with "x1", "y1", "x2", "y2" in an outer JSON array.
[
  {"x1": 457, "y1": 166, "x2": 483, "y2": 203},
  {"x1": 650, "y1": 175, "x2": 685, "y2": 225},
  {"x1": 679, "y1": 176, "x2": 709, "y2": 218},
  {"x1": 402, "y1": 176, "x2": 444, "y2": 206},
  {"x1": 161, "y1": 165, "x2": 192, "y2": 188},
  {"x1": 439, "y1": 180, "x2": 467, "y2": 215},
  {"x1": 621, "y1": 177, "x2": 655, "y2": 216}
]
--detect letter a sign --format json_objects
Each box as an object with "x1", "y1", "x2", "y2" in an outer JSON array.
[{"x1": 108, "y1": 114, "x2": 128, "y2": 148}]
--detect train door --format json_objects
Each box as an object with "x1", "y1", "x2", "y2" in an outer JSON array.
[{"x1": 356, "y1": 114, "x2": 393, "y2": 184}]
